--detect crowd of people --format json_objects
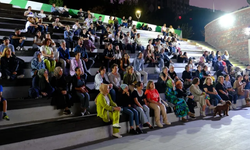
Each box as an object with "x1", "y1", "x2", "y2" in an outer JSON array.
[{"x1": 1, "y1": 4, "x2": 250, "y2": 139}]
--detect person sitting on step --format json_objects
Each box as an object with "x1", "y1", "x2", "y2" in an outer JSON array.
[
  {"x1": 95, "y1": 84, "x2": 122, "y2": 138},
  {"x1": 31, "y1": 51, "x2": 45, "y2": 77},
  {"x1": 145, "y1": 80, "x2": 171, "y2": 128},
  {"x1": 58, "y1": 40, "x2": 70, "y2": 75},
  {"x1": 0, "y1": 37, "x2": 15, "y2": 56},
  {"x1": 0, "y1": 85, "x2": 9, "y2": 121},
  {"x1": 1, "y1": 48, "x2": 24, "y2": 80},
  {"x1": 116, "y1": 84, "x2": 143, "y2": 135},
  {"x1": 134, "y1": 52, "x2": 148, "y2": 86},
  {"x1": 51, "y1": 67, "x2": 73, "y2": 115},
  {"x1": 123, "y1": 66, "x2": 139, "y2": 92},
  {"x1": 72, "y1": 67, "x2": 90, "y2": 116},
  {"x1": 70, "y1": 52, "x2": 87, "y2": 81},
  {"x1": 40, "y1": 38, "x2": 56, "y2": 73},
  {"x1": 37, "y1": 69, "x2": 55, "y2": 97},
  {"x1": 10, "y1": 28, "x2": 26, "y2": 51}
]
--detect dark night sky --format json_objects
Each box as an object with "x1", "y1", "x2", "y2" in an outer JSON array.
[{"x1": 190, "y1": 0, "x2": 249, "y2": 12}]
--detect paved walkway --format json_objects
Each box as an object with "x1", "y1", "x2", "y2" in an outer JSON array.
[{"x1": 69, "y1": 107, "x2": 250, "y2": 150}]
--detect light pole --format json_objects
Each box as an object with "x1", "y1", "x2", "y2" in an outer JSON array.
[{"x1": 135, "y1": 10, "x2": 141, "y2": 21}]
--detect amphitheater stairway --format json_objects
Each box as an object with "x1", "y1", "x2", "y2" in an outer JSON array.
[{"x1": 0, "y1": 2, "x2": 247, "y2": 149}]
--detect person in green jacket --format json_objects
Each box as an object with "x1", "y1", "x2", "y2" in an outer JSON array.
[
  {"x1": 123, "y1": 66, "x2": 139, "y2": 92},
  {"x1": 96, "y1": 84, "x2": 122, "y2": 138}
]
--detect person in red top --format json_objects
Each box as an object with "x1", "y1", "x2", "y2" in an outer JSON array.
[{"x1": 145, "y1": 80, "x2": 171, "y2": 128}]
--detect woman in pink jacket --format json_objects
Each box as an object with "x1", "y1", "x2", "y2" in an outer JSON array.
[{"x1": 70, "y1": 52, "x2": 87, "y2": 81}]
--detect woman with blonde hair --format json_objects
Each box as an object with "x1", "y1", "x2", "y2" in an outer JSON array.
[
  {"x1": 96, "y1": 84, "x2": 122, "y2": 138},
  {"x1": 1, "y1": 47, "x2": 24, "y2": 80},
  {"x1": 233, "y1": 75, "x2": 250, "y2": 106},
  {"x1": 145, "y1": 80, "x2": 171, "y2": 127},
  {"x1": 123, "y1": 66, "x2": 138, "y2": 91},
  {"x1": 203, "y1": 77, "x2": 225, "y2": 106}
]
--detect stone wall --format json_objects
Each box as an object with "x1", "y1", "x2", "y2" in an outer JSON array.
[{"x1": 205, "y1": 7, "x2": 250, "y2": 65}]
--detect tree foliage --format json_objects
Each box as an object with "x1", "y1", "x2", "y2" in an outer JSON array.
[{"x1": 49, "y1": 0, "x2": 63, "y2": 7}]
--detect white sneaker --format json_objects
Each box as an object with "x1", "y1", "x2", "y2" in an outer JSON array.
[
  {"x1": 201, "y1": 111, "x2": 206, "y2": 117},
  {"x1": 232, "y1": 104, "x2": 237, "y2": 109},
  {"x1": 16, "y1": 46, "x2": 21, "y2": 51},
  {"x1": 112, "y1": 124, "x2": 121, "y2": 128},
  {"x1": 209, "y1": 105, "x2": 216, "y2": 109},
  {"x1": 112, "y1": 133, "x2": 122, "y2": 138},
  {"x1": 220, "y1": 100, "x2": 226, "y2": 104},
  {"x1": 17, "y1": 74, "x2": 24, "y2": 78}
]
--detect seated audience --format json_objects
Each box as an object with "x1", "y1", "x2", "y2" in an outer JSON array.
[
  {"x1": 131, "y1": 25, "x2": 137, "y2": 40},
  {"x1": 94, "y1": 66, "x2": 116, "y2": 101},
  {"x1": 84, "y1": 14, "x2": 93, "y2": 29},
  {"x1": 214, "y1": 56, "x2": 228, "y2": 76},
  {"x1": 58, "y1": 40, "x2": 70, "y2": 75},
  {"x1": 156, "y1": 66, "x2": 172, "y2": 93},
  {"x1": 203, "y1": 77, "x2": 225, "y2": 106},
  {"x1": 119, "y1": 53, "x2": 130, "y2": 78},
  {"x1": 177, "y1": 51, "x2": 188, "y2": 63},
  {"x1": 123, "y1": 66, "x2": 139, "y2": 92},
  {"x1": 96, "y1": 84, "x2": 122, "y2": 138},
  {"x1": 80, "y1": 28, "x2": 96, "y2": 52},
  {"x1": 108, "y1": 64, "x2": 122, "y2": 92},
  {"x1": 96, "y1": 16, "x2": 105, "y2": 33},
  {"x1": 24, "y1": 6, "x2": 34, "y2": 17},
  {"x1": 10, "y1": 28, "x2": 26, "y2": 51},
  {"x1": 216, "y1": 76, "x2": 237, "y2": 109},
  {"x1": 209, "y1": 51, "x2": 216, "y2": 67},
  {"x1": 189, "y1": 78, "x2": 215, "y2": 117},
  {"x1": 117, "y1": 84, "x2": 143, "y2": 134},
  {"x1": 88, "y1": 23, "x2": 97, "y2": 42},
  {"x1": 188, "y1": 59, "x2": 194, "y2": 72},
  {"x1": 38, "y1": 69, "x2": 55, "y2": 97},
  {"x1": 72, "y1": 20, "x2": 82, "y2": 36},
  {"x1": 121, "y1": 16, "x2": 128, "y2": 28},
  {"x1": 195, "y1": 65, "x2": 205, "y2": 89},
  {"x1": 64, "y1": 25, "x2": 74, "y2": 50},
  {"x1": 51, "y1": 3, "x2": 60, "y2": 16},
  {"x1": 31, "y1": 51, "x2": 45, "y2": 77},
  {"x1": 134, "y1": 33, "x2": 144, "y2": 52},
  {"x1": 224, "y1": 75, "x2": 238, "y2": 109},
  {"x1": 1, "y1": 48, "x2": 24, "y2": 80},
  {"x1": 233, "y1": 75, "x2": 250, "y2": 106},
  {"x1": 165, "y1": 79, "x2": 191, "y2": 122},
  {"x1": 154, "y1": 47, "x2": 164, "y2": 72},
  {"x1": 132, "y1": 81, "x2": 153, "y2": 129},
  {"x1": 113, "y1": 44, "x2": 122, "y2": 65},
  {"x1": 176, "y1": 80, "x2": 196, "y2": 119},
  {"x1": 38, "y1": 10, "x2": 47, "y2": 19},
  {"x1": 202, "y1": 51, "x2": 209, "y2": 63},
  {"x1": 168, "y1": 65, "x2": 179, "y2": 81},
  {"x1": 144, "y1": 45, "x2": 155, "y2": 64},
  {"x1": 182, "y1": 65, "x2": 193, "y2": 89},
  {"x1": 168, "y1": 25, "x2": 175, "y2": 37},
  {"x1": 0, "y1": 85, "x2": 9, "y2": 120},
  {"x1": 52, "y1": 18, "x2": 65, "y2": 30},
  {"x1": 161, "y1": 24, "x2": 167, "y2": 36},
  {"x1": 0, "y1": 37, "x2": 15, "y2": 55},
  {"x1": 145, "y1": 81, "x2": 171, "y2": 127},
  {"x1": 77, "y1": 8, "x2": 84, "y2": 19},
  {"x1": 127, "y1": 16, "x2": 133, "y2": 28},
  {"x1": 72, "y1": 67, "x2": 90, "y2": 115},
  {"x1": 74, "y1": 39, "x2": 94, "y2": 74},
  {"x1": 134, "y1": 52, "x2": 148, "y2": 85},
  {"x1": 51, "y1": 67, "x2": 73, "y2": 115},
  {"x1": 25, "y1": 17, "x2": 38, "y2": 34},
  {"x1": 40, "y1": 38, "x2": 56, "y2": 73},
  {"x1": 37, "y1": 18, "x2": 48, "y2": 34},
  {"x1": 243, "y1": 75, "x2": 250, "y2": 89},
  {"x1": 70, "y1": 52, "x2": 87, "y2": 80},
  {"x1": 198, "y1": 56, "x2": 206, "y2": 68},
  {"x1": 103, "y1": 43, "x2": 115, "y2": 72},
  {"x1": 33, "y1": 31, "x2": 43, "y2": 50}
]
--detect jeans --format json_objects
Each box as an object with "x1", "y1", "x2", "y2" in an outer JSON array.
[
  {"x1": 136, "y1": 71, "x2": 148, "y2": 84},
  {"x1": 123, "y1": 107, "x2": 139, "y2": 126},
  {"x1": 28, "y1": 26, "x2": 36, "y2": 34},
  {"x1": 38, "y1": 25, "x2": 48, "y2": 34},
  {"x1": 136, "y1": 105, "x2": 150, "y2": 124},
  {"x1": 76, "y1": 92, "x2": 90, "y2": 109},
  {"x1": 11, "y1": 39, "x2": 25, "y2": 48},
  {"x1": 109, "y1": 88, "x2": 116, "y2": 102},
  {"x1": 158, "y1": 58, "x2": 164, "y2": 71},
  {"x1": 209, "y1": 94, "x2": 222, "y2": 106}
]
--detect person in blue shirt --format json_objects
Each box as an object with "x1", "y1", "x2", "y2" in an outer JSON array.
[
  {"x1": 134, "y1": 52, "x2": 148, "y2": 85},
  {"x1": 58, "y1": 40, "x2": 70, "y2": 75},
  {"x1": 74, "y1": 39, "x2": 94, "y2": 74},
  {"x1": 0, "y1": 85, "x2": 9, "y2": 121},
  {"x1": 51, "y1": 3, "x2": 60, "y2": 16},
  {"x1": 0, "y1": 37, "x2": 15, "y2": 55},
  {"x1": 64, "y1": 25, "x2": 74, "y2": 50},
  {"x1": 31, "y1": 51, "x2": 45, "y2": 77}
]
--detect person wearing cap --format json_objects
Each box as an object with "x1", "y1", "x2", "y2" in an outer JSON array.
[
  {"x1": 165, "y1": 79, "x2": 193, "y2": 122},
  {"x1": 134, "y1": 52, "x2": 148, "y2": 85},
  {"x1": 31, "y1": 51, "x2": 45, "y2": 77},
  {"x1": 10, "y1": 28, "x2": 26, "y2": 51},
  {"x1": 0, "y1": 85, "x2": 9, "y2": 121},
  {"x1": 0, "y1": 37, "x2": 15, "y2": 55},
  {"x1": 96, "y1": 84, "x2": 122, "y2": 138},
  {"x1": 1, "y1": 47, "x2": 24, "y2": 80},
  {"x1": 116, "y1": 84, "x2": 143, "y2": 134}
]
